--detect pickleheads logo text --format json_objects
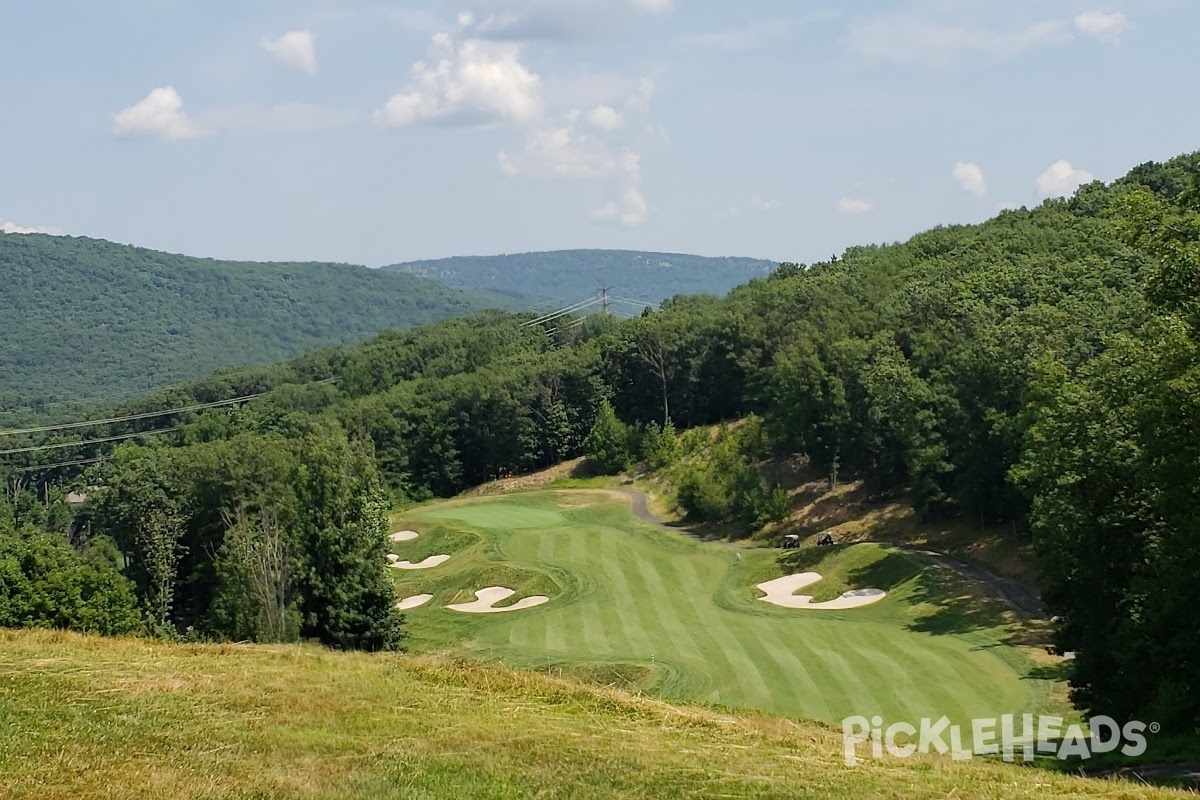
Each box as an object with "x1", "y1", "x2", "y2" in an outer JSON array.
[{"x1": 841, "y1": 714, "x2": 1156, "y2": 766}]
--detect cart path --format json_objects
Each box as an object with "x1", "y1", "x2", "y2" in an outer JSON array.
[{"x1": 611, "y1": 488, "x2": 1045, "y2": 616}]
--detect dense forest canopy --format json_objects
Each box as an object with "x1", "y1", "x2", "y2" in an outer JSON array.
[
  {"x1": 383, "y1": 249, "x2": 776, "y2": 306},
  {"x1": 0, "y1": 234, "x2": 517, "y2": 416},
  {"x1": 3, "y1": 151, "x2": 1199, "y2": 731}
]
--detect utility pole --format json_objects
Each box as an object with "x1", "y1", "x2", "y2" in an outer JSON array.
[{"x1": 600, "y1": 285, "x2": 610, "y2": 315}]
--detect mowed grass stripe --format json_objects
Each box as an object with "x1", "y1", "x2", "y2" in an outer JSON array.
[
  {"x1": 596, "y1": 528, "x2": 657, "y2": 658},
  {"x1": 662, "y1": 543, "x2": 776, "y2": 710},
  {"x1": 570, "y1": 529, "x2": 614, "y2": 658},
  {"x1": 629, "y1": 546, "x2": 705, "y2": 664},
  {"x1": 741, "y1": 617, "x2": 833, "y2": 722},
  {"x1": 831, "y1": 624, "x2": 943, "y2": 721},
  {"x1": 663, "y1": 552, "x2": 767, "y2": 704}
]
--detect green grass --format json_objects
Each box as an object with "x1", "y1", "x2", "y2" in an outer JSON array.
[
  {"x1": 392, "y1": 490, "x2": 1065, "y2": 727},
  {"x1": 0, "y1": 629, "x2": 1184, "y2": 799}
]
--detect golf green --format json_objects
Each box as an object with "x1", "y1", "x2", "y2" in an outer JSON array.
[{"x1": 391, "y1": 490, "x2": 1056, "y2": 726}]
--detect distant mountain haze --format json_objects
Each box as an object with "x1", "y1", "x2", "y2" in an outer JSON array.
[{"x1": 383, "y1": 250, "x2": 778, "y2": 307}]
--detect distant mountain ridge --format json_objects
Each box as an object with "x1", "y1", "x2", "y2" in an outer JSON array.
[
  {"x1": 0, "y1": 233, "x2": 515, "y2": 412},
  {"x1": 382, "y1": 249, "x2": 778, "y2": 307}
]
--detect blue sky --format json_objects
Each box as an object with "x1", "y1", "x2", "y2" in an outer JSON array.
[{"x1": 1, "y1": 0, "x2": 1196, "y2": 266}]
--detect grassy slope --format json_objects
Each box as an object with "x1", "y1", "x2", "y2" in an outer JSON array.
[
  {"x1": 0, "y1": 629, "x2": 1183, "y2": 800},
  {"x1": 389, "y1": 491, "x2": 1062, "y2": 728}
]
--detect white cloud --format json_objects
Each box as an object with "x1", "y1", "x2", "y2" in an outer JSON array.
[
  {"x1": 375, "y1": 34, "x2": 540, "y2": 127},
  {"x1": 624, "y1": 76, "x2": 655, "y2": 112},
  {"x1": 593, "y1": 186, "x2": 648, "y2": 226},
  {"x1": 848, "y1": 12, "x2": 1066, "y2": 66},
  {"x1": 631, "y1": 0, "x2": 672, "y2": 12},
  {"x1": 1035, "y1": 160, "x2": 1096, "y2": 197},
  {"x1": 500, "y1": 126, "x2": 639, "y2": 180},
  {"x1": 260, "y1": 30, "x2": 317, "y2": 76},
  {"x1": 1074, "y1": 11, "x2": 1131, "y2": 44},
  {"x1": 586, "y1": 104, "x2": 624, "y2": 131},
  {"x1": 750, "y1": 195, "x2": 781, "y2": 211},
  {"x1": 837, "y1": 197, "x2": 873, "y2": 214},
  {"x1": 1, "y1": 219, "x2": 62, "y2": 235},
  {"x1": 952, "y1": 161, "x2": 988, "y2": 197},
  {"x1": 113, "y1": 86, "x2": 208, "y2": 141},
  {"x1": 460, "y1": 0, "x2": 674, "y2": 40}
]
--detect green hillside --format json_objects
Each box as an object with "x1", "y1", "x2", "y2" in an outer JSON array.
[
  {"x1": 382, "y1": 249, "x2": 776, "y2": 307},
  {"x1": 3, "y1": 151, "x2": 1199, "y2": 780},
  {"x1": 0, "y1": 233, "x2": 514, "y2": 413},
  {"x1": 0, "y1": 629, "x2": 1182, "y2": 800}
]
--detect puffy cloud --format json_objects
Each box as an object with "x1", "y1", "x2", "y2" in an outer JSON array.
[
  {"x1": 952, "y1": 161, "x2": 988, "y2": 197},
  {"x1": 593, "y1": 186, "x2": 648, "y2": 226},
  {"x1": 500, "y1": 126, "x2": 639, "y2": 180},
  {"x1": 1074, "y1": 11, "x2": 1131, "y2": 44},
  {"x1": 113, "y1": 86, "x2": 208, "y2": 140},
  {"x1": 260, "y1": 30, "x2": 318, "y2": 76},
  {"x1": 375, "y1": 34, "x2": 540, "y2": 127},
  {"x1": 837, "y1": 197, "x2": 873, "y2": 214},
  {"x1": 750, "y1": 196, "x2": 781, "y2": 211},
  {"x1": 1036, "y1": 160, "x2": 1096, "y2": 197},
  {"x1": 586, "y1": 104, "x2": 624, "y2": 131},
  {"x1": 848, "y1": 12, "x2": 1065, "y2": 66},
  {"x1": 1, "y1": 220, "x2": 62, "y2": 235}
]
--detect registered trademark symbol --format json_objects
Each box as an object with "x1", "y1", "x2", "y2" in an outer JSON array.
[{"x1": 1149, "y1": 722, "x2": 1161, "y2": 734}]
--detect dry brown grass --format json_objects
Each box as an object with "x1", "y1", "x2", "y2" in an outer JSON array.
[{"x1": 0, "y1": 629, "x2": 1186, "y2": 799}]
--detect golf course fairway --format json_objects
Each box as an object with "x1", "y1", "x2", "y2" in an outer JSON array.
[{"x1": 389, "y1": 490, "x2": 1061, "y2": 726}]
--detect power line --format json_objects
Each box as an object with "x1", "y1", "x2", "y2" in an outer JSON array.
[
  {"x1": 522, "y1": 296, "x2": 602, "y2": 327},
  {"x1": 0, "y1": 378, "x2": 337, "y2": 438},
  {"x1": 0, "y1": 394, "x2": 265, "y2": 437},
  {"x1": 0, "y1": 428, "x2": 179, "y2": 456},
  {"x1": 10, "y1": 456, "x2": 106, "y2": 472},
  {"x1": 524, "y1": 297, "x2": 605, "y2": 327},
  {"x1": 610, "y1": 295, "x2": 660, "y2": 310}
]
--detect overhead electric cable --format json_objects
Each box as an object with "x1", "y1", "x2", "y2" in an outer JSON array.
[{"x1": 0, "y1": 428, "x2": 180, "y2": 456}]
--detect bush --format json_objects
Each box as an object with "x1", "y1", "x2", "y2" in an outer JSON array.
[
  {"x1": 639, "y1": 420, "x2": 679, "y2": 471},
  {"x1": 584, "y1": 400, "x2": 631, "y2": 475},
  {"x1": 0, "y1": 531, "x2": 142, "y2": 637}
]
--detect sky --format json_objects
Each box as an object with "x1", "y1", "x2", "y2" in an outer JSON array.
[{"x1": 0, "y1": 0, "x2": 1196, "y2": 267}]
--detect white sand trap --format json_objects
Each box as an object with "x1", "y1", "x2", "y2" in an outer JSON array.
[
  {"x1": 390, "y1": 530, "x2": 420, "y2": 542},
  {"x1": 386, "y1": 553, "x2": 401, "y2": 564},
  {"x1": 446, "y1": 587, "x2": 549, "y2": 614},
  {"x1": 395, "y1": 594, "x2": 433, "y2": 611},
  {"x1": 389, "y1": 555, "x2": 451, "y2": 570},
  {"x1": 757, "y1": 572, "x2": 886, "y2": 610}
]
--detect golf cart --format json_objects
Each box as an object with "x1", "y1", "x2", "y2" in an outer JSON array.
[{"x1": 781, "y1": 534, "x2": 801, "y2": 550}]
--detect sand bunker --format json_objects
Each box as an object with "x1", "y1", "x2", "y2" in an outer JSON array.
[
  {"x1": 386, "y1": 553, "x2": 401, "y2": 564},
  {"x1": 390, "y1": 530, "x2": 420, "y2": 542},
  {"x1": 395, "y1": 594, "x2": 433, "y2": 611},
  {"x1": 446, "y1": 587, "x2": 549, "y2": 614},
  {"x1": 757, "y1": 572, "x2": 886, "y2": 610},
  {"x1": 389, "y1": 555, "x2": 451, "y2": 570}
]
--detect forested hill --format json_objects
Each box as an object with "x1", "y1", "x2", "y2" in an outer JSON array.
[
  {"x1": 6, "y1": 151, "x2": 1200, "y2": 734},
  {"x1": 382, "y1": 250, "x2": 776, "y2": 306},
  {"x1": 0, "y1": 234, "x2": 515, "y2": 413}
]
